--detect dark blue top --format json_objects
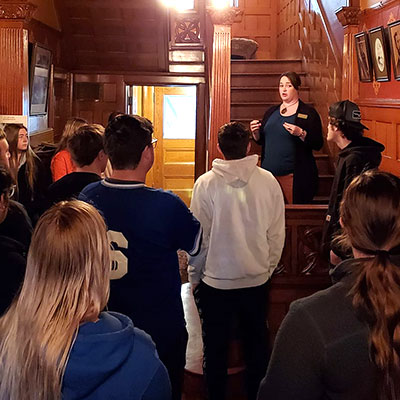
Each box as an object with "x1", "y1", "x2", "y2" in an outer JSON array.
[
  {"x1": 261, "y1": 109, "x2": 297, "y2": 176},
  {"x1": 79, "y1": 180, "x2": 201, "y2": 353},
  {"x1": 63, "y1": 312, "x2": 171, "y2": 399}
]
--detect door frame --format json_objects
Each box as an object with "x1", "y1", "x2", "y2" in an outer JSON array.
[{"x1": 124, "y1": 75, "x2": 207, "y2": 180}]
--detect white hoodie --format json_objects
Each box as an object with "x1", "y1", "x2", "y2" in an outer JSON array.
[{"x1": 188, "y1": 154, "x2": 285, "y2": 290}]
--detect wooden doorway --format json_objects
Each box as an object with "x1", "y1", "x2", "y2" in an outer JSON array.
[{"x1": 127, "y1": 85, "x2": 196, "y2": 206}]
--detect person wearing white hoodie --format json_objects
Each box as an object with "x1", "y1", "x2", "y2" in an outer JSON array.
[{"x1": 188, "y1": 122, "x2": 285, "y2": 400}]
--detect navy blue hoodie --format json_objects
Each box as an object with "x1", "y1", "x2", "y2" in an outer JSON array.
[{"x1": 62, "y1": 312, "x2": 171, "y2": 400}]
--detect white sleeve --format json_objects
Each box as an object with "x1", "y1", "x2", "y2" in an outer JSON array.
[
  {"x1": 267, "y1": 179, "x2": 286, "y2": 268},
  {"x1": 188, "y1": 179, "x2": 212, "y2": 284}
]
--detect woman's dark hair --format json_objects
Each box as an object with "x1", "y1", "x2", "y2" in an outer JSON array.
[
  {"x1": 340, "y1": 170, "x2": 400, "y2": 400},
  {"x1": 0, "y1": 166, "x2": 13, "y2": 194},
  {"x1": 279, "y1": 71, "x2": 301, "y2": 90}
]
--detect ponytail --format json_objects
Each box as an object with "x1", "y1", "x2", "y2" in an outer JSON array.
[
  {"x1": 339, "y1": 171, "x2": 400, "y2": 400},
  {"x1": 350, "y1": 251, "x2": 400, "y2": 400}
]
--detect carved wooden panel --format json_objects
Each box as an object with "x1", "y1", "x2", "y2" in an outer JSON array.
[
  {"x1": 268, "y1": 204, "x2": 330, "y2": 340},
  {"x1": 175, "y1": 15, "x2": 201, "y2": 44},
  {"x1": 232, "y1": 0, "x2": 277, "y2": 59}
]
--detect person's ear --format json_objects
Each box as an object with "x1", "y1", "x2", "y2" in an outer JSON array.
[
  {"x1": 97, "y1": 149, "x2": 106, "y2": 161},
  {"x1": 246, "y1": 141, "x2": 251, "y2": 155},
  {"x1": 217, "y1": 143, "x2": 224, "y2": 158},
  {"x1": 339, "y1": 217, "x2": 344, "y2": 228}
]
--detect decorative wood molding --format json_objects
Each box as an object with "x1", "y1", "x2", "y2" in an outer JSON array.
[
  {"x1": 0, "y1": 0, "x2": 36, "y2": 21},
  {"x1": 207, "y1": 7, "x2": 241, "y2": 26},
  {"x1": 335, "y1": 6, "x2": 361, "y2": 27},
  {"x1": 175, "y1": 15, "x2": 201, "y2": 44}
]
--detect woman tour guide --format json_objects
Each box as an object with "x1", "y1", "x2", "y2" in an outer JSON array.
[{"x1": 250, "y1": 71, "x2": 323, "y2": 204}]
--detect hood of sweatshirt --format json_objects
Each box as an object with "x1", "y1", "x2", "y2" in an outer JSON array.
[
  {"x1": 212, "y1": 154, "x2": 258, "y2": 188},
  {"x1": 339, "y1": 136, "x2": 384, "y2": 166},
  {"x1": 62, "y1": 312, "x2": 137, "y2": 398}
]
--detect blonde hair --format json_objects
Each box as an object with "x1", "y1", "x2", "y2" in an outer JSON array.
[
  {"x1": 56, "y1": 117, "x2": 87, "y2": 153},
  {"x1": 0, "y1": 200, "x2": 110, "y2": 400},
  {"x1": 4, "y1": 124, "x2": 38, "y2": 191}
]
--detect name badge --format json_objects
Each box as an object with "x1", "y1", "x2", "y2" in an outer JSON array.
[{"x1": 298, "y1": 113, "x2": 308, "y2": 119}]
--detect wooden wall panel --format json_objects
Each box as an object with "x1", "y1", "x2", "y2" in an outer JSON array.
[
  {"x1": 354, "y1": 1, "x2": 400, "y2": 176},
  {"x1": 73, "y1": 74, "x2": 125, "y2": 127},
  {"x1": 359, "y1": 105, "x2": 400, "y2": 175},
  {"x1": 232, "y1": 0, "x2": 277, "y2": 59}
]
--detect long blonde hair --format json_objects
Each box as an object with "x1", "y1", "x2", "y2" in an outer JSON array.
[
  {"x1": 0, "y1": 200, "x2": 110, "y2": 400},
  {"x1": 340, "y1": 170, "x2": 400, "y2": 400},
  {"x1": 56, "y1": 117, "x2": 87, "y2": 153},
  {"x1": 4, "y1": 123, "x2": 38, "y2": 191}
]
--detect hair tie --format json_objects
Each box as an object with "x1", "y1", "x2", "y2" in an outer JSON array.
[{"x1": 375, "y1": 250, "x2": 390, "y2": 258}]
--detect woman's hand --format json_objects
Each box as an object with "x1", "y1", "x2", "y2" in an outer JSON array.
[
  {"x1": 250, "y1": 120, "x2": 261, "y2": 141},
  {"x1": 283, "y1": 122, "x2": 307, "y2": 140}
]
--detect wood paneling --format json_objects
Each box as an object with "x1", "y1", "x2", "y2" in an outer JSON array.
[
  {"x1": 73, "y1": 74, "x2": 125, "y2": 126},
  {"x1": 353, "y1": 1, "x2": 400, "y2": 175},
  {"x1": 0, "y1": 22, "x2": 29, "y2": 116},
  {"x1": 269, "y1": 204, "x2": 330, "y2": 338},
  {"x1": 54, "y1": 0, "x2": 169, "y2": 72},
  {"x1": 231, "y1": 0, "x2": 278, "y2": 59}
]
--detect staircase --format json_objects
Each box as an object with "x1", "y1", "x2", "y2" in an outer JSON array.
[{"x1": 230, "y1": 59, "x2": 333, "y2": 203}]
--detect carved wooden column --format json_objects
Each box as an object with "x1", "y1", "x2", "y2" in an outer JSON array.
[
  {"x1": 336, "y1": 6, "x2": 361, "y2": 101},
  {"x1": 207, "y1": 8, "x2": 238, "y2": 168},
  {"x1": 0, "y1": 0, "x2": 36, "y2": 116}
]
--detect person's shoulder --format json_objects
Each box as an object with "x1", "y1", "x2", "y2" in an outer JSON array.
[{"x1": 80, "y1": 179, "x2": 103, "y2": 195}]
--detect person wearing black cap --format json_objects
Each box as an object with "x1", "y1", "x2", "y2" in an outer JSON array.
[
  {"x1": 321, "y1": 99, "x2": 384, "y2": 265},
  {"x1": 250, "y1": 71, "x2": 323, "y2": 204}
]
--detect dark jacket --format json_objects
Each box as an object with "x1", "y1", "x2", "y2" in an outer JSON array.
[
  {"x1": 321, "y1": 136, "x2": 384, "y2": 259},
  {"x1": 256, "y1": 100, "x2": 323, "y2": 204},
  {"x1": 257, "y1": 259, "x2": 378, "y2": 400},
  {"x1": 18, "y1": 155, "x2": 52, "y2": 225},
  {"x1": 0, "y1": 200, "x2": 32, "y2": 249},
  {"x1": 63, "y1": 312, "x2": 171, "y2": 400},
  {"x1": 0, "y1": 235, "x2": 27, "y2": 316}
]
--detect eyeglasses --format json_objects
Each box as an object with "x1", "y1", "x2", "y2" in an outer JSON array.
[
  {"x1": 150, "y1": 137, "x2": 158, "y2": 149},
  {"x1": 4, "y1": 185, "x2": 16, "y2": 198}
]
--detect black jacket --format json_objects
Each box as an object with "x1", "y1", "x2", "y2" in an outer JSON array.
[
  {"x1": 257, "y1": 259, "x2": 378, "y2": 400},
  {"x1": 256, "y1": 100, "x2": 323, "y2": 204},
  {"x1": 0, "y1": 235, "x2": 27, "y2": 315},
  {"x1": 321, "y1": 136, "x2": 384, "y2": 259}
]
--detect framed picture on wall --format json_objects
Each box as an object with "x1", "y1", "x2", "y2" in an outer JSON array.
[
  {"x1": 388, "y1": 20, "x2": 400, "y2": 81},
  {"x1": 29, "y1": 43, "x2": 52, "y2": 115},
  {"x1": 368, "y1": 26, "x2": 390, "y2": 82},
  {"x1": 355, "y1": 32, "x2": 373, "y2": 82}
]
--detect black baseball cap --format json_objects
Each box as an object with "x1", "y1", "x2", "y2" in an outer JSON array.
[{"x1": 329, "y1": 100, "x2": 369, "y2": 130}]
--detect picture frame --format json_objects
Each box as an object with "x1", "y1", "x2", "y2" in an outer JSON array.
[
  {"x1": 388, "y1": 20, "x2": 400, "y2": 81},
  {"x1": 355, "y1": 32, "x2": 373, "y2": 82},
  {"x1": 368, "y1": 26, "x2": 390, "y2": 82},
  {"x1": 29, "y1": 43, "x2": 52, "y2": 115}
]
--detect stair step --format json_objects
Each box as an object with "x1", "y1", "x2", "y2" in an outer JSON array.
[
  {"x1": 231, "y1": 59, "x2": 302, "y2": 73},
  {"x1": 313, "y1": 195, "x2": 330, "y2": 204},
  {"x1": 317, "y1": 174, "x2": 334, "y2": 197},
  {"x1": 231, "y1": 102, "x2": 314, "y2": 120},
  {"x1": 231, "y1": 87, "x2": 310, "y2": 103},
  {"x1": 231, "y1": 72, "x2": 307, "y2": 87},
  {"x1": 315, "y1": 154, "x2": 334, "y2": 175}
]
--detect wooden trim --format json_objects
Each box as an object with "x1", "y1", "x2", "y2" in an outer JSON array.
[
  {"x1": 355, "y1": 99, "x2": 400, "y2": 108},
  {"x1": 195, "y1": 83, "x2": 207, "y2": 179},
  {"x1": 361, "y1": 0, "x2": 397, "y2": 14},
  {"x1": 313, "y1": 0, "x2": 342, "y2": 69}
]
